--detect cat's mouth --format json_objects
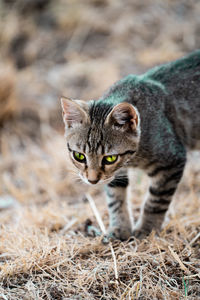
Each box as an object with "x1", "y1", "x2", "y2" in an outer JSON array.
[
  {"x1": 88, "y1": 178, "x2": 114, "y2": 186},
  {"x1": 92, "y1": 177, "x2": 114, "y2": 186},
  {"x1": 79, "y1": 174, "x2": 114, "y2": 186}
]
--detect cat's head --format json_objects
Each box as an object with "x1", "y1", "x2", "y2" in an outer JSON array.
[{"x1": 61, "y1": 97, "x2": 140, "y2": 185}]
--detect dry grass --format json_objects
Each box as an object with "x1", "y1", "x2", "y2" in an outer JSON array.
[{"x1": 0, "y1": 123, "x2": 199, "y2": 299}]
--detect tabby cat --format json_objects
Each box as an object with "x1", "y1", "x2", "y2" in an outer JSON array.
[{"x1": 61, "y1": 50, "x2": 200, "y2": 241}]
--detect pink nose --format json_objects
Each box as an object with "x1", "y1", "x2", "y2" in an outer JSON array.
[
  {"x1": 87, "y1": 169, "x2": 99, "y2": 184},
  {"x1": 88, "y1": 179, "x2": 99, "y2": 184}
]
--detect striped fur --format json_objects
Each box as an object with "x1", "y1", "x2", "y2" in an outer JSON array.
[{"x1": 61, "y1": 50, "x2": 200, "y2": 241}]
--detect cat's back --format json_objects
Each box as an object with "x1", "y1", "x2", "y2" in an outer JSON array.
[
  {"x1": 98, "y1": 51, "x2": 200, "y2": 151},
  {"x1": 146, "y1": 50, "x2": 200, "y2": 88},
  {"x1": 146, "y1": 50, "x2": 200, "y2": 150}
]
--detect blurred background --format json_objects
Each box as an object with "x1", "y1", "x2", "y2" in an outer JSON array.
[{"x1": 0, "y1": 0, "x2": 199, "y2": 209}]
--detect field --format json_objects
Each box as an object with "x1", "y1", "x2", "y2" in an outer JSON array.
[{"x1": 0, "y1": 0, "x2": 199, "y2": 299}]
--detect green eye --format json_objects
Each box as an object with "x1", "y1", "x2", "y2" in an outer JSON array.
[
  {"x1": 103, "y1": 155, "x2": 118, "y2": 165},
  {"x1": 73, "y1": 151, "x2": 86, "y2": 163}
]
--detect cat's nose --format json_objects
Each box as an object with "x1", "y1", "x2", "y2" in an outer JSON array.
[
  {"x1": 87, "y1": 169, "x2": 99, "y2": 184},
  {"x1": 88, "y1": 179, "x2": 99, "y2": 185}
]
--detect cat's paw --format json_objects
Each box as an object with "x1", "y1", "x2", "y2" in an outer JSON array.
[
  {"x1": 132, "y1": 220, "x2": 153, "y2": 240},
  {"x1": 102, "y1": 227, "x2": 132, "y2": 244},
  {"x1": 132, "y1": 228, "x2": 150, "y2": 240},
  {"x1": 132, "y1": 216, "x2": 163, "y2": 240}
]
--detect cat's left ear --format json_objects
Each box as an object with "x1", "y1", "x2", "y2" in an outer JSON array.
[{"x1": 105, "y1": 102, "x2": 139, "y2": 132}]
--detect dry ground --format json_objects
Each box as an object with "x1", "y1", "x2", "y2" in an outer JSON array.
[
  {"x1": 0, "y1": 0, "x2": 200, "y2": 299},
  {"x1": 0, "y1": 125, "x2": 200, "y2": 299}
]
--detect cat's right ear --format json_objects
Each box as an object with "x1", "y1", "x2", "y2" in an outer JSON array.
[{"x1": 61, "y1": 97, "x2": 89, "y2": 128}]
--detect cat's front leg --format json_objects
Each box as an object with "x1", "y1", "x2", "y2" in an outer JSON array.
[
  {"x1": 133, "y1": 158, "x2": 186, "y2": 239},
  {"x1": 104, "y1": 171, "x2": 133, "y2": 242}
]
